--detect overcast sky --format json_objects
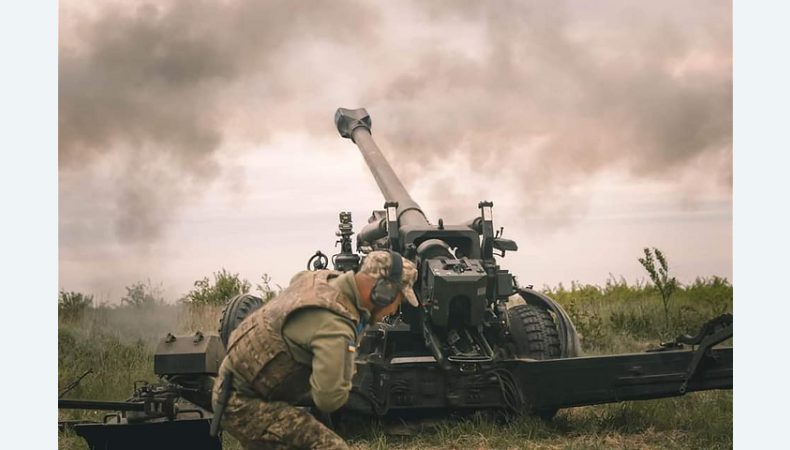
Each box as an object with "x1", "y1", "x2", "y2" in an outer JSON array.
[{"x1": 59, "y1": 0, "x2": 732, "y2": 302}]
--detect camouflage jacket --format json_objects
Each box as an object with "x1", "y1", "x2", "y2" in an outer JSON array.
[{"x1": 223, "y1": 270, "x2": 362, "y2": 405}]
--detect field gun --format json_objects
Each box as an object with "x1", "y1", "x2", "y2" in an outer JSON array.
[
  {"x1": 320, "y1": 108, "x2": 732, "y2": 417},
  {"x1": 59, "y1": 108, "x2": 733, "y2": 449}
]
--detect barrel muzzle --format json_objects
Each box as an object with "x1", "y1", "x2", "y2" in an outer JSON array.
[
  {"x1": 335, "y1": 108, "x2": 372, "y2": 140},
  {"x1": 335, "y1": 106, "x2": 430, "y2": 229}
]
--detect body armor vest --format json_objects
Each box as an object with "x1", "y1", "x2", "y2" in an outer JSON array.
[{"x1": 224, "y1": 270, "x2": 361, "y2": 401}]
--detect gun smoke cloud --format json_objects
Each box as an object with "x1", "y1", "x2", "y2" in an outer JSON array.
[
  {"x1": 368, "y1": 1, "x2": 731, "y2": 223},
  {"x1": 60, "y1": 0, "x2": 379, "y2": 243},
  {"x1": 60, "y1": 0, "x2": 731, "y2": 294}
]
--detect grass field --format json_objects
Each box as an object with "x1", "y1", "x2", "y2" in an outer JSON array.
[{"x1": 58, "y1": 277, "x2": 732, "y2": 449}]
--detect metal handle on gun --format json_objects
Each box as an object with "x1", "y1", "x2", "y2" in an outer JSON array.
[{"x1": 209, "y1": 372, "x2": 233, "y2": 437}]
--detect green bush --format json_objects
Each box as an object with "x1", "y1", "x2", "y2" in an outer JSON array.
[
  {"x1": 686, "y1": 276, "x2": 732, "y2": 316},
  {"x1": 121, "y1": 280, "x2": 164, "y2": 308},
  {"x1": 542, "y1": 268, "x2": 732, "y2": 352},
  {"x1": 58, "y1": 290, "x2": 93, "y2": 321},
  {"x1": 255, "y1": 273, "x2": 280, "y2": 301},
  {"x1": 181, "y1": 268, "x2": 251, "y2": 306}
]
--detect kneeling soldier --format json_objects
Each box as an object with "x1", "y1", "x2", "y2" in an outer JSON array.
[{"x1": 212, "y1": 250, "x2": 418, "y2": 449}]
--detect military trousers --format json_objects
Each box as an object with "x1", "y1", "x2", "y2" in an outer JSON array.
[{"x1": 213, "y1": 377, "x2": 349, "y2": 449}]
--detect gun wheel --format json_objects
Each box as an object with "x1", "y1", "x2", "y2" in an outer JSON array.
[
  {"x1": 218, "y1": 293, "x2": 265, "y2": 348},
  {"x1": 508, "y1": 303, "x2": 561, "y2": 360},
  {"x1": 507, "y1": 303, "x2": 561, "y2": 421}
]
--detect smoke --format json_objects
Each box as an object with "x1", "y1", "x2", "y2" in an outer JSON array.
[
  {"x1": 59, "y1": 0, "x2": 379, "y2": 243},
  {"x1": 363, "y1": 1, "x2": 731, "y2": 224},
  {"x1": 60, "y1": 0, "x2": 731, "y2": 286}
]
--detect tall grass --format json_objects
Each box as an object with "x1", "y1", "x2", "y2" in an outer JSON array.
[
  {"x1": 546, "y1": 276, "x2": 732, "y2": 352},
  {"x1": 59, "y1": 277, "x2": 732, "y2": 449},
  {"x1": 58, "y1": 303, "x2": 229, "y2": 450}
]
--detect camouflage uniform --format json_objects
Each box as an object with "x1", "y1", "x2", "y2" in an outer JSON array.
[
  {"x1": 212, "y1": 390, "x2": 346, "y2": 450},
  {"x1": 213, "y1": 252, "x2": 418, "y2": 450}
]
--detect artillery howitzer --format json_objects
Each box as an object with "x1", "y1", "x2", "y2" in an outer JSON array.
[{"x1": 59, "y1": 108, "x2": 733, "y2": 449}]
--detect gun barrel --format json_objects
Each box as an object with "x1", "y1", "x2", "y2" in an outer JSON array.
[{"x1": 335, "y1": 108, "x2": 429, "y2": 228}]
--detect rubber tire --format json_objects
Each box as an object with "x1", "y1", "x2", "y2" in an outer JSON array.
[
  {"x1": 218, "y1": 293, "x2": 265, "y2": 348},
  {"x1": 508, "y1": 303, "x2": 561, "y2": 360},
  {"x1": 507, "y1": 303, "x2": 561, "y2": 420}
]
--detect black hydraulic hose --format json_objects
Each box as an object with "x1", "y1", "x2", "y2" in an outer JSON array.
[
  {"x1": 350, "y1": 386, "x2": 390, "y2": 416},
  {"x1": 488, "y1": 368, "x2": 524, "y2": 415}
]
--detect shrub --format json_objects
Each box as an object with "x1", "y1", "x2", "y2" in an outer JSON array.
[
  {"x1": 121, "y1": 280, "x2": 164, "y2": 308},
  {"x1": 255, "y1": 273, "x2": 280, "y2": 301},
  {"x1": 58, "y1": 290, "x2": 93, "y2": 320},
  {"x1": 564, "y1": 299, "x2": 607, "y2": 348},
  {"x1": 686, "y1": 276, "x2": 732, "y2": 316},
  {"x1": 181, "y1": 268, "x2": 251, "y2": 306},
  {"x1": 638, "y1": 248, "x2": 679, "y2": 335}
]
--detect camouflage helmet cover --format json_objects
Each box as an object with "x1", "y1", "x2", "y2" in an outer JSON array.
[{"x1": 359, "y1": 251, "x2": 419, "y2": 307}]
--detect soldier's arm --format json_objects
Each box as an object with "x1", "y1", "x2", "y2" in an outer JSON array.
[{"x1": 282, "y1": 309, "x2": 357, "y2": 412}]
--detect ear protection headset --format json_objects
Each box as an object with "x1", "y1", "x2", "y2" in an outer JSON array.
[{"x1": 370, "y1": 251, "x2": 403, "y2": 307}]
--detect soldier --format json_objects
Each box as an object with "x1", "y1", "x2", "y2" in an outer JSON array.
[{"x1": 212, "y1": 250, "x2": 418, "y2": 449}]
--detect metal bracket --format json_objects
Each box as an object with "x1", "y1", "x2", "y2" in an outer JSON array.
[
  {"x1": 385, "y1": 201, "x2": 400, "y2": 250},
  {"x1": 675, "y1": 313, "x2": 733, "y2": 393}
]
